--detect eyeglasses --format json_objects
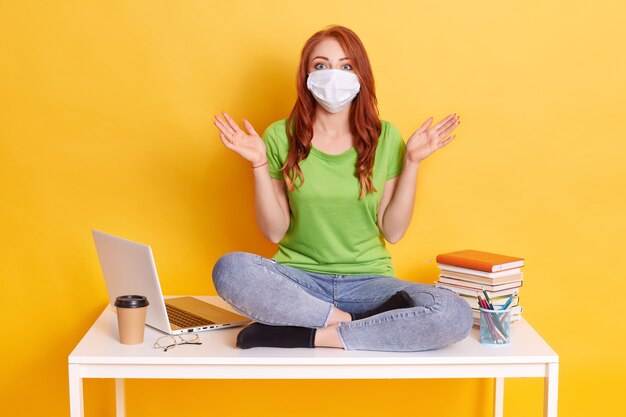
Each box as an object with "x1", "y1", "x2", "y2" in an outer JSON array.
[{"x1": 153, "y1": 334, "x2": 202, "y2": 352}]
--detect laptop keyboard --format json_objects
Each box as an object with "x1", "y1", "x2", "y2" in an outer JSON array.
[{"x1": 165, "y1": 303, "x2": 215, "y2": 328}]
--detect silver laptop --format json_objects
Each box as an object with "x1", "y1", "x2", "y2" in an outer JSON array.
[{"x1": 92, "y1": 229, "x2": 251, "y2": 335}]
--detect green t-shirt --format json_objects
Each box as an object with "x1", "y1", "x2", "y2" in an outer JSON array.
[{"x1": 262, "y1": 119, "x2": 406, "y2": 276}]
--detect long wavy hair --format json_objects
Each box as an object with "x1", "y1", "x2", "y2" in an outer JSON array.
[{"x1": 282, "y1": 25, "x2": 381, "y2": 199}]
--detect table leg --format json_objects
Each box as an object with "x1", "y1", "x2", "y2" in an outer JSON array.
[
  {"x1": 494, "y1": 377, "x2": 504, "y2": 417},
  {"x1": 544, "y1": 363, "x2": 559, "y2": 417},
  {"x1": 68, "y1": 364, "x2": 84, "y2": 417},
  {"x1": 116, "y1": 378, "x2": 126, "y2": 417}
]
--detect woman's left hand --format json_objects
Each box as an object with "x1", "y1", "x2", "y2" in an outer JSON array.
[{"x1": 405, "y1": 113, "x2": 460, "y2": 163}]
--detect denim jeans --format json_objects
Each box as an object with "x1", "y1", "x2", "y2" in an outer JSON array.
[{"x1": 212, "y1": 252, "x2": 473, "y2": 352}]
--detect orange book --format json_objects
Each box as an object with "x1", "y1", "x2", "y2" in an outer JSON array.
[{"x1": 436, "y1": 249, "x2": 524, "y2": 273}]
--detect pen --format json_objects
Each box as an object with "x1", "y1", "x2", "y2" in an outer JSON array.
[
  {"x1": 479, "y1": 295, "x2": 508, "y2": 339},
  {"x1": 500, "y1": 294, "x2": 515, "y2": 311},
  {"x1": 482, "y1": 290, "x2": 494, "y2": 309},
  {"x1": 479, "y1": 296, "x2": 505, "y2": 342},
  {"x1": 478, "y1": 296, "x2": 500, "y2": 342}
]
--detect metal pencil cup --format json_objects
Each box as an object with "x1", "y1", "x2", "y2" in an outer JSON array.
[{"x1": 479, "y1": 306, "x2": 511, "y2": 345}]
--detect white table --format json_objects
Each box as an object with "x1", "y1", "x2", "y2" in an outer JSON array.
[{"x1": 68, "y1": 296, "x2": 559, "y2": 417}]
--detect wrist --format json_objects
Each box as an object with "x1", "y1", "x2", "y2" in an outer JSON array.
[
  {"x1": 252, "y1": 159, "x2": 268, "y2": 169},
  {"x1": 403, "y1": 156, "x2": 421, "y2": 170}
]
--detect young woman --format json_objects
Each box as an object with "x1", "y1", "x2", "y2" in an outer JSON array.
[{"x1": 212, "y1": 25, "x2": 472, "y2": 351}]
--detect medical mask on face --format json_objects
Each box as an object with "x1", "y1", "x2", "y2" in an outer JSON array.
[{"x1": 306, "y1": 69, "x2": 361, "y2": 113}]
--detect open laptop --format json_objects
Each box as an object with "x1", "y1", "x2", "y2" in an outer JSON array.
[{"x1": 92, "y1": 229, "x2": 251, "y2": 335}]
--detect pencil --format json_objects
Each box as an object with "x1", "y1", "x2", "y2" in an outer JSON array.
[
  {"x1": 479, "y1": 295, "x2": 508, "y2": 341},
  {"x1": 478, "y1": 296, "x2": 501, "y2": 343},
  {"x1": 500, "y1": 293, "x2": 515, "y2": 311}
]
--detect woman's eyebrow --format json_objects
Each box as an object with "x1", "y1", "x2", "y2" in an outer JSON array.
[{"x1": 312, "y1": 56, "x2": 351, "y2": 61}]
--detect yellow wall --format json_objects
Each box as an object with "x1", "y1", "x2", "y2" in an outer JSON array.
[{"x1": 2, "y1": 1, "x2": 625, "y2": 416}]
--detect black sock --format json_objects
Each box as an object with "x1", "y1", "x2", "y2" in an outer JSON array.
[
  {"x1": 350, "y1": 290, "x2": 415, "y2": 321},
  {"x1": 236, "y1": 322, "x2": 317, "y2": 349}
]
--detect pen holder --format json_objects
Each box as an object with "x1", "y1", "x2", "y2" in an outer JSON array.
[{"x1": 479, "y1": 305, "x2": 511, "y2": 345}]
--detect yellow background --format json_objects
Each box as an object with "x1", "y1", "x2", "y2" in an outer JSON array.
[{"x1": 2, "y1": 1, "x2": 625, "y2": 416}]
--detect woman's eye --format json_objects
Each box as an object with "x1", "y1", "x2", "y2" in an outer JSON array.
[
  {"x1": 341, "y1": 64, "x2": 353, "y2": 70},
  {"x1": 314, "y1": 63, "x2": 327, "y2": 70}
]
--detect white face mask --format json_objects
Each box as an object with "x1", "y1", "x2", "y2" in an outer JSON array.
[{"x1": 306, "y1": 69, "x2": 361, "y2": 113}]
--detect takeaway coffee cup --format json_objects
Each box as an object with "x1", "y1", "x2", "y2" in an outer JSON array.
[{"x1": 114, "y1": 295, "x2": 149, "y2": 344}]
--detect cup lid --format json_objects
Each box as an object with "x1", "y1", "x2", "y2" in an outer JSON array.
[{"x1": 115, "y1": 295, "x2": 149, "y2": 308}]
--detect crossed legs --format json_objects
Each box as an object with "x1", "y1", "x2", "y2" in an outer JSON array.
[{"x1": 212, "y1": 252, "x2": 472, "y2": 351}]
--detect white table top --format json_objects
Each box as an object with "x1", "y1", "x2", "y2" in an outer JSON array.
[{"x1": 69, "y1": 296, "x2": 558, "y2": 366}]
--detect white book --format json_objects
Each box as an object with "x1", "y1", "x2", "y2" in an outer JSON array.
[
  {"x1": 438, "y1": 276, "x2": 522, "y2": 291},
  {"x1": 435, "y1": 282, "x2": 518, "y2": 298},
  {"x1": 438, "y1": 264, "x2": 521, "y2": 278}
]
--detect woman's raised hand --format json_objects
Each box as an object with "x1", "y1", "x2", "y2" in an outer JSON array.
[
  {"x1": 213, "y1": 112, "x2": 267, "y2": 165},
  {"x1": 405, "y1": 113, "x2": 460, "y2": 163}
]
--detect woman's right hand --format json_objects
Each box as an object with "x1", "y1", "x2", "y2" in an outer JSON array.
[{"x1": 213, "y1": 112, "x2": 266, "y2": 165}]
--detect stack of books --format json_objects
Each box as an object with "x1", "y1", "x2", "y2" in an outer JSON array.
[{"x1": 434, "y1": 249, "x2": 525, "y2": 327}]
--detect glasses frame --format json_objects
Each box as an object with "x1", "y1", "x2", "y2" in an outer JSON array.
[{"x1": 153, "y1": 334, "x2": 202, "y2": 352}]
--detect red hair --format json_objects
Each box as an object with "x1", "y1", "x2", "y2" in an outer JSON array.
[{"x1": 282, "y1": 25, "x2": 381, "y2": 199}]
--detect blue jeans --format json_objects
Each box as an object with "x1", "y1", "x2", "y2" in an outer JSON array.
[{"x1": 212, "y1": 252, "x2": 473, "y2": 352}]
